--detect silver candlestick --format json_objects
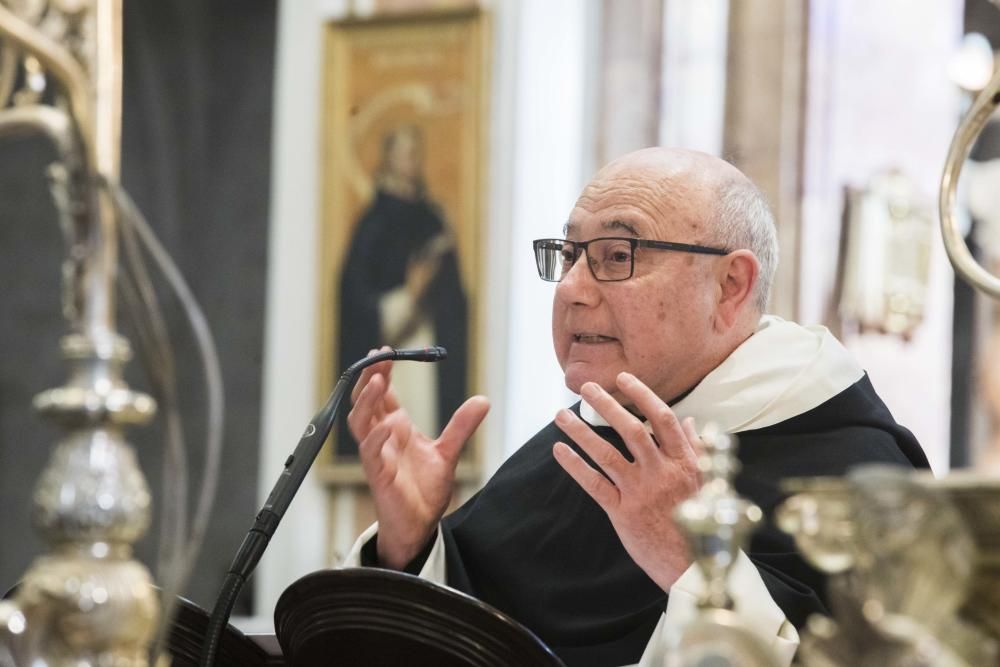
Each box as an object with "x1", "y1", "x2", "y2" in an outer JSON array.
[
  {"x1": 0, "y1": 1, "x2": 161, "y2": 665},
  {"x1": 670, "y1": 425, "x2": 780, "y2": 667}
]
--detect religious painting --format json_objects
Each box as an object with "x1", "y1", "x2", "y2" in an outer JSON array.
[{"x1": 317, "y1": 10, "x2": 487, "y2": 482}]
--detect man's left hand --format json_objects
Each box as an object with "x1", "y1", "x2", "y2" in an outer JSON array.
[{"x1": 552, "y1": 372, "x2": 702, "y2": 592}]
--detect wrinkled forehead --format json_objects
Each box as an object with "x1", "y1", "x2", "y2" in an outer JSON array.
[{"x1": 565, "y1": 170, "x2": 717, "y2": 241}]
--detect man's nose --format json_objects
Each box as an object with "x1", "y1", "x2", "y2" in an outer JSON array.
[{"x1": 556, "y1": 251, "x2": 600, "y2": 304}]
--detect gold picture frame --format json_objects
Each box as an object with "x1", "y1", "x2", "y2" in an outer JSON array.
[{"x1": 316, "y1": 10, "x2": 488, "y2": 484}]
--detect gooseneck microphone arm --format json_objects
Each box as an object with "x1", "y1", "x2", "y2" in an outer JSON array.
[{"x1": 198, "y1": 346, "x2": 448, "y2": 667}]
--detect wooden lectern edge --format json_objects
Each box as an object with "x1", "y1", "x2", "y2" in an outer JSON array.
[{"x1": 246, "y1": 634, "x2": 284, "y2": 662}]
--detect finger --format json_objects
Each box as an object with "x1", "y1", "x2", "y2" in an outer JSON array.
[
  {"x1": 350, "y1": 360, "x2": 392, "y2": 404},
  {"x1": 681, "y1": 417, "x2": 702, "y2": 457},
  {"x1": 351, "y1": 349, "x2": 394, "y2": 403},
  {"x1": 378, "y1": 431, "x2": 401, "y2": 484},
  {"x1": 358, "y1": 420, "x2": 392, "y2": 484},
  {"x1": 615, "y1": 373, "x2": 695, "y2": 462},
  {"x1": 350, "y1": 349, "x2": 379, "y2": 403},
  {"x1": 347, "y1": 373, "x2": 388, "y2": 442},
  {"x1": 359, "y1": 369, "x2": 401, "y2": 424},
  {"x1": 553, "y1": 441, "x2": 620, "y2": 511},
  {"x1": 383, "y1": 384, "x2": 401, "y2": 415},
  {"x1": 436, "y1": 396, "x2": 490, "y2": 463},
  {"x1": 580, "y1": 381, "x2": 658, "y2": 466},
  {"x1": 554, "y1": 408, "x2": 631, "y2": 484},
  {"x1": 382, "y1": 409, "x2": 413, "y2": 457}
]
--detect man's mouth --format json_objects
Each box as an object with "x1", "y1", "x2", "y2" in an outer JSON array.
[{"x1": 573, "y1": 333, "x2": 617, "y2": 344}]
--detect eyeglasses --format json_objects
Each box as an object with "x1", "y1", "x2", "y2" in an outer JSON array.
[{"x1": 533, "y1": 237, "x2": 729, "y2": 282}]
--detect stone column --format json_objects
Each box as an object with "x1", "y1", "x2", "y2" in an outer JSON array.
[
  {"x1": 595, "y1": 0, "x2": 664, "y2": 167},
  {"x1": 724, "y1": 0, "x2": 808, "y2": 319}
]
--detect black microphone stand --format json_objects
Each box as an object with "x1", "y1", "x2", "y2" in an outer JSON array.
[{"x1": 198, "y1": 346, "x2": 447, "y2": 667}]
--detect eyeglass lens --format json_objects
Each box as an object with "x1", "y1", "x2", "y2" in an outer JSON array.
[{"x1": 534, "y1": 239, "x2": 634, "y2": 282}]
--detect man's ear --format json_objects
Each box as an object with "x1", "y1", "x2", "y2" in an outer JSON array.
[{"x1": 715, "y1": 250, "x2": 759, "y2": 329}]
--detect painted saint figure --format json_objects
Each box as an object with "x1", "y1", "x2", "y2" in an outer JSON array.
[{"x1": 336, "y1": 124, "x2": 468, "y2": 457}]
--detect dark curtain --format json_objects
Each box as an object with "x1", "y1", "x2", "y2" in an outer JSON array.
[{"x1": 0, "y1": 0, "x2": 276, "y2": 617}]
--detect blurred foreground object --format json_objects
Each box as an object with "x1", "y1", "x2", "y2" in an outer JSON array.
[
  {"x1": 777, "y1": 468, "x2": 998, "y2": 666},
  {"x1": 0, "y1": 1, "x2": 160, "y2": 664},
  {"x1": 669, "y1": 426, "x2": 780, "y2": 666}
]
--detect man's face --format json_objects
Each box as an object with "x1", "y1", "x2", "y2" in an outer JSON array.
[{"x1": 552, "y1": 166, "x2": 721, "y2": 405}]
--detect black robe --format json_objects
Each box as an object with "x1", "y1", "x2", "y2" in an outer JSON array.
[{"x1": 414, "y1": 374, "x2": 928, "y2": 666}]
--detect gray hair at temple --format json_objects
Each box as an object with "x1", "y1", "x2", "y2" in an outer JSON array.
[{"x1": 712, "y1": 178, "x2": 779, "y2": 313}]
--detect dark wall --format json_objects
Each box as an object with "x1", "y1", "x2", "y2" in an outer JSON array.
[{"x1": 0, "y1": 0, "x2": 276, "y2": 616}]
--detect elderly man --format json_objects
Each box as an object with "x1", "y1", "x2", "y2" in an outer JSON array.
[{"x1": 343, "y1": 148, "x2": 928, "y2": 666}]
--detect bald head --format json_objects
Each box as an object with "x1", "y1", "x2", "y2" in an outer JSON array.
[
  {"x1": 595, "y1": 147, "x2": 749, "y2": 186},
  {"x1": 578, "y1": 147, "x2": 778, "y2": 312}
]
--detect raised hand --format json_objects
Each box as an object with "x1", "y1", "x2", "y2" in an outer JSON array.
[
  {"x1": 552, "y1": 372, "x2": 702, "y2": 592},
  {"x1": 348, "y1": 350, "x2": 489, "y2": 570}
]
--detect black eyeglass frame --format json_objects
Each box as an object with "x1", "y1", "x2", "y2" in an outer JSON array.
[{"x1": 532, "y1": 236, "x2": 730, "y2": 283}]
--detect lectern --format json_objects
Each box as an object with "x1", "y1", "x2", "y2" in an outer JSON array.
[{"x1": 169, "y1": 568, "x2": 565, "y2": 667}]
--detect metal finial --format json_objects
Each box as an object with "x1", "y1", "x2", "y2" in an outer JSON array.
[{"x1": 674, "y1": 424, "x2": 763, "y2": 610}]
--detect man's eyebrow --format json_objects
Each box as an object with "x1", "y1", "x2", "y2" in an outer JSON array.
[
  {"x1": 563, "y1": 219, "x2": 641, "y2": 237},
  {"x1": 604, "y1": 219, "x2": 640, "y2": 236}
]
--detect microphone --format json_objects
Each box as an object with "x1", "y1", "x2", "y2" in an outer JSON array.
[
  {"x1": 199, "y1": 346, "x2": 448, "y2": 667},
  {"x1": 389, "y1": 345, "x2": 447, "y2": 362}
]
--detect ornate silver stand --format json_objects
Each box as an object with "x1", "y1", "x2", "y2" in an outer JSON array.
[
  {"x1": 777, "y1": 469, "x2": 998, "y2": 666},
  {"x1": 0, "y1": 1, "x2": 160, "y2": 665},
  {"x1": 671, "y1": 425, "x2": 781, "y2": 666}
]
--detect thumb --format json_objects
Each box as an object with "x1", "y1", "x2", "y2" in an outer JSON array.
[{"x1": 436, "y1": 396, "x2": 490, "y2": 462}]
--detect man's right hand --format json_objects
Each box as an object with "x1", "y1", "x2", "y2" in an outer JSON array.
[{"x1": 347, "y1": 350, "x2": 489, "y2": 570}]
